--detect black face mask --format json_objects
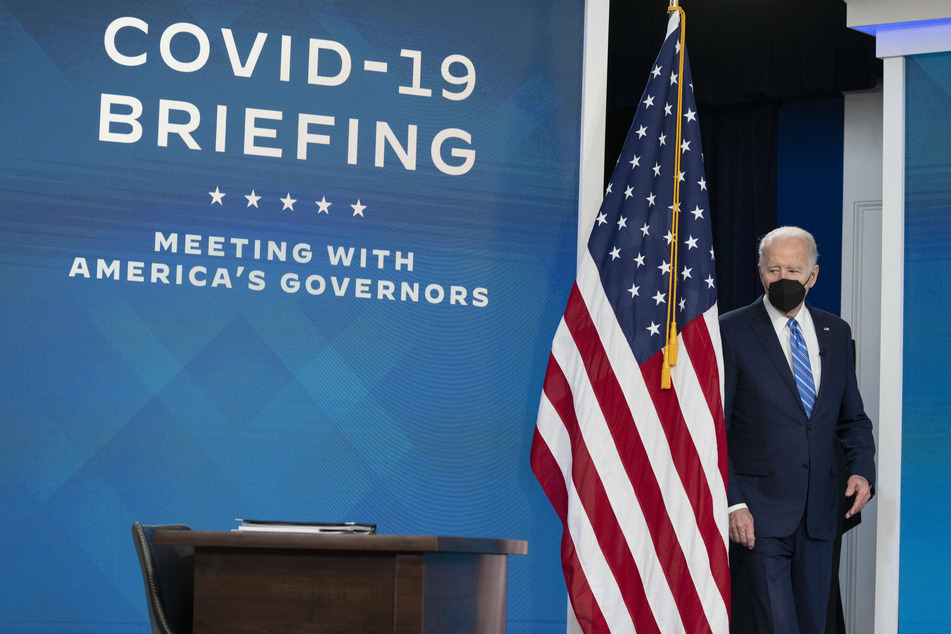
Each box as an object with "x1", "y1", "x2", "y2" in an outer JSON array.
[{"x1": 767, "y1": 277, "x2": 807, "y2": 313}]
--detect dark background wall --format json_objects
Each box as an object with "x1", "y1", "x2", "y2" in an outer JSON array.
[
  {"x1": 776, "y1": 96, "x2": 846, "y2": 315},
  {"x1": 604, "y1": 0, "x2": 881, "y2": 313}
]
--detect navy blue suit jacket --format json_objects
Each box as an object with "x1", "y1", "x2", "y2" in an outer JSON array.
[{"x1": 720, "y1": 298, "x2": 876, "y2": 541}]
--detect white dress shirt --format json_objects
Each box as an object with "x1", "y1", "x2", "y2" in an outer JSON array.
[{"x1": 761, "y1": 294, "x2": 822, "y2": 390}]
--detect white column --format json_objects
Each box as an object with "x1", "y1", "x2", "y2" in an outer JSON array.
[{"x1": 874, "y1": 54, "x2": 905, "y2": 634}]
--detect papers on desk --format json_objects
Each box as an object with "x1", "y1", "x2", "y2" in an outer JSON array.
[{"x1": 234, "y1": 519, "x2": 377, "y2": 534}]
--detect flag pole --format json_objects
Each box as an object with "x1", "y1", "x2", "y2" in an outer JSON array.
[{"x1": 662, "y1": 2, "x2": 687, "y2": 389}]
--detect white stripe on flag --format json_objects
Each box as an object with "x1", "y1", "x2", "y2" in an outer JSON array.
[
  {"x1": 576, "y1": 251, "x2": 713, "y2": 631},
  {"x1": 537, "y1": 370, "x2": 639, "y2": 633},
  {"x1": 667, "y1": 309, "x2": 730, "y2": 627},
  {"x1": 550, "y1": 311, "x2": 683, "y2": 631}
]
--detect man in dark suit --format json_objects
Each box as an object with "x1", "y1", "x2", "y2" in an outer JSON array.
[{"x1": 720, "y1": 226, "x2": 876, "y2": 633}]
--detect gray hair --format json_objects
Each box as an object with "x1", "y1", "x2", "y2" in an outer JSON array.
[{"x1": 757, "y1": 226, "x2": 819, "y2": 271}]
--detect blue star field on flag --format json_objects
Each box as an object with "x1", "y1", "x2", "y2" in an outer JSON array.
[{"x1": 587, "y1": 25, "x2": 716, "y2": 366}]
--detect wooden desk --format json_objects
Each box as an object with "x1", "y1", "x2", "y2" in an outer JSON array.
[{"x1": 156, "y1": 530, "x2": 528, "y2": 633}]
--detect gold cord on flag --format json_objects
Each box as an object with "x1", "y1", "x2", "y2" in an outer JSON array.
[{"x1": 662, "y1": 5, "x2": 687, "y2": 390}]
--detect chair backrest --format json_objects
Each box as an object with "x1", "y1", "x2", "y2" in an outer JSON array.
[{"x1": 131, "y1": 522, "x2": 194, "y2": 634}]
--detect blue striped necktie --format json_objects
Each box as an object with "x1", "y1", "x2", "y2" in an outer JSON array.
[{"x1": 788, "y1": 318, "x2": 817, "y2": 417}]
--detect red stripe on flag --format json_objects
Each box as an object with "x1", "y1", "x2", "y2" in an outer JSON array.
[
  {"x1": 639, "y1": 320, "x2": 731, "y2": 608},
  {"x1": 562, "y1": 529, "x2": 611, "y2": 634},
  {"x1": 531, "y1": 426, "x2": 568, "y2": 521},
  {"x1": 531, "y1": 354, "x2": 572, "y2": 520},
  {"x1": 680, "y1": 315, "x2": 732, "y2": 612},
  {"x1": 563, "y1": 285, "x2": 712, "y2": 633},
  {"x1": 531, "y1": 428, "x2": 610, "y2": 633},
  {"x1": 682, "y1": 313, "x2": 730, "y2": 484},
  {"x1": 536, "y1": 332, "x2": 661, "y2": 633}
]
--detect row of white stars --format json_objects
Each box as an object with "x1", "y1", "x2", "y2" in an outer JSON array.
[
  {"x1": 640, "y1": 291, "x2": 708, "y2": 337},
  {"x1": 607, "y1": 233, "x2": 706, "y2": 257},
  {"x1": 623, "y1": 114, "x2": 698, "y2": 157},
  {"x1": 604, "y1": 230, "x2": 716, "y2": 269},
  {"x1": 646, "y1": 52, "x2": 694, "y2": 97},
  {"x1": 635, "y1": 123, "x2": 693, "y2": 152},
  {"x1": 640, "y1": 99, "x2": 697, "y2": 124},
  {"x1": 208, "y1": 187, "x2": 367, "y2": 217},
  {"x1": 637, "y1": 61, "x2": 699, "y2": 158},
  {"x1": 604, "y1": 178, "x2": 707, "y2": 210},
  {"x1": 622, "y1": 264, "x2": 717, "y2": 296},
  {"x1": 597, "y1": 204, "x2": 707, "y2": 231},
  {"x1": 643, "y1": 58, "x2": 696, "y2": 113},
  {"x1": 629, "y1": 271, "x2": 716, "y2": 339}
]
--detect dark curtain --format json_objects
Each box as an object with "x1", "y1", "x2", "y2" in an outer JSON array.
[
  {"x1": 605, "y1": 0, "x2": 881, "y2": 311},
  {"x1": 697, "y1": 100, "x2": 779, "y2": 312}
]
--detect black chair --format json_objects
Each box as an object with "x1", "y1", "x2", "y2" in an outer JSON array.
[{"x1": 131, "y1": 522, "x2": 194, "y2": 634}]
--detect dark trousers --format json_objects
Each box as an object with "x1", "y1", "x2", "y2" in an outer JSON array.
[
  {"x1": 731, "y1": 439, "x2": 859, "y2": 634},
  {"x1": 731, "y1": 518, "x2": 834, "y2": 634}
]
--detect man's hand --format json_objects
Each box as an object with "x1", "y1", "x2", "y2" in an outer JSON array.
[
  {"x1": 845, "y1": 475, "x2": 872, "y2": 519},
  {"x1": 729, "y1": 507, "x2": 755, "y2": 549}
]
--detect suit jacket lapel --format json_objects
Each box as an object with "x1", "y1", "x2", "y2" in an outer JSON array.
[
  {"x1": 748, "y1": 299, "x2": 802, "y2": 407},
  {"x1": 807, "y1": 303, "x2": 832, "y2": 405}
]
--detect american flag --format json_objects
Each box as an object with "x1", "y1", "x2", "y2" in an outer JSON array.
[{"x1": 531, "y1": 11, "x2": 730, "y2": 634}]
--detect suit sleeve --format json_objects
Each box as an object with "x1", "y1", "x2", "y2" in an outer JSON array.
[
  {"x1": 720, "y1": 324, "x2": 745, "y2": 507},
  {"x1": 835, "y1": 323, "x2": 877, "y2": 487}
]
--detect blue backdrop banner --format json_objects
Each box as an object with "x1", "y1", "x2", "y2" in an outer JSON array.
[
  {"x1": 901, "y1": 51, "x2": 951, "y2": 634},
  {"x1": 0, "y1": 1, "x2": 583, "y2": 630}
]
